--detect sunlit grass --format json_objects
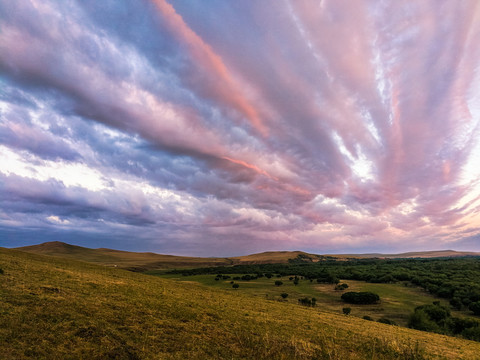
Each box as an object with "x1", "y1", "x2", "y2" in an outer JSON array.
[
  {"x1": 158, "y1": 274, "x2": 453, "y2": 327},
  {"x1": 2, "y1": 248, "x2": 479, "y2": 359}
]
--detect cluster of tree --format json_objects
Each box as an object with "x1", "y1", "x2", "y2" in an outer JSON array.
[
  {"x1": 298, "y1": 297, "x2": 316, "y2": 307},
  {"x1": 341, "y1": 291, "x2": 380, "y2": 305},
  {"x1": 335, "y1": 283, "x2": 349, "y2": 291},
  {"x1": 172, "y1": 257, "x2": 480, "y2": 316},
  {"x1": 409, "y1": 301, "x2": 480, "y2": 341},
  {"x1": 216, "y1": 274, "x2": 260, "y2": 281},
  {"x1": 289, "y1": 276, "x2": 300, "y2": 285},
  {"x1": 214, "y1": 275, "x2": 231, "y2": 281}
]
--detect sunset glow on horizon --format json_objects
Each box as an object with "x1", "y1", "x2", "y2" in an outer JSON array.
[{"x1": 1, "y1": 0, "x2": 480, "y2": 256}]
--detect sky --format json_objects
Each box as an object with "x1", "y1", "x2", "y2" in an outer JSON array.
[{"x1": 1, "y1": 0, "x2": 480, "y2": 256}]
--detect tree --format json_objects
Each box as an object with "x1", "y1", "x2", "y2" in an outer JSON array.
[
  {"x1": 342, "y1": 307, "x2": 351, "y2": 315},
  {"x1": 275, "y1": 280, "x2": 283, "y2": 286},
  {"x1": 335, "y1": 283, "x2": 349, "y2": 291},
  {"x1": 450, "y1": 297, "x2": 462, "y2": 310},
  {"x1": 293, "y1": 278, "x2": 299, "y2": 286},
  {"x1": 232, "y1": 283, "x2": 239, "y2": 289},
  {"x1": 281, "y1": 293, "x2": 288, "y2": 299},
  {"x1": 408, "y1": 303, "x2": 450, "y2": 331},
  {"x1": 469, "y1": 301, "x2": 480, "y2": 316},
  {"x1": 298, "y1": 297, "x2": 315, "y2": 307}
]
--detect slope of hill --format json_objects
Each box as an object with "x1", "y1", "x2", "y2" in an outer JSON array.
[
  {"x1": 231, "y1": 250, "x2": 325, "y2": 264},
  {"x1": 16, "y1": 241, "x2": 233, "y2": 270},
  {"x1": 15, "y1": 242, "x2": 480, "y2": 271},
  {"x1": 340, "y1": 250, "x2": 480, "y2": 259},
  {"x1": 1, "y1": 247, "x2": 480, "y2": 359}
]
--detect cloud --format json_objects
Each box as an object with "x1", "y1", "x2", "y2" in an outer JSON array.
[{"x1": 1, "y1": 0, "x2": 480, "y2": 255}]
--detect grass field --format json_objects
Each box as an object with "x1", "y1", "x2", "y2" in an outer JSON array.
[
  {"x1": 16, "y1": 241, "x2": 233, "y2": 270},
  {"x1": 4, "y1": 247, "x2": 479, "y2": 359},
  {"x1": 18, "y1": 242, "x2": 480, "y2": 273},
  {"x1": 155, "y1": 274, "x2": 455, "y2": 327}
]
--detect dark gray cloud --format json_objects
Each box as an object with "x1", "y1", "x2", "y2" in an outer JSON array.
[{"x1": 1, "y1": 0, "x2": 479, "y2": 255}]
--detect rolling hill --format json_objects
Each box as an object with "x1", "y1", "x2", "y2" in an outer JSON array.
[
  {"x1": 16, "y1": 241, "x2": 233, "y2": 271},
  {"x1": 339, "y1": 250, "x2": 480, "y2": 259},
  {"x1": 15, "y1": 242, "x2": 480, "y2": 271},
  {"x1": 1, "y1": 246, "x2": 480, "y2": 359}
]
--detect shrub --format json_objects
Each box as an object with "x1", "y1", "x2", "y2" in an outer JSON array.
[
  {"x1": 335, "y1": 283, "x2": 349, "y2": 291},
  {"x1": 341, "y1": 292, "x2": 380, "y2": 305},
  {"x1": 274, "y1": 280, "x2": 283, "y2": 286},
  {"x1": 342, "y1": 307, "x2": 351, "y2": 315},
  {"x1": 408, "y1": 303, "x2": 450, "y2": 333},
  {"x1": 462, "y1": 325, "x2": 480, "y2": 341},
  {"x1": 450, "y1": 297, "x2": 462, "y2": 310},
  {"x1": 281, "y1": 293, "x2": 288, "y2": 299},
  {"x1": 363, "y1": 315, "x2": 374, "y2": 321},
  {"x1": 232, "y1": 283, "x2": 239, "y2": 289},
  {"x1": 378, "y1": 318, "x2": 397, "y2": 325},
  {"x1": 298, "y1": 297, "x2": 316, "y2": 307},
  {"x1": 469, "y1": 301, "x2": 480, "y2": 316},
  {"x1": 0, "y1": 268, "x2": 3, "y2": 275}
]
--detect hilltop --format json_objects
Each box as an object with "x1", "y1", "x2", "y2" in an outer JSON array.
[
  {"x1": 16, "y1": 241, "x2": 232, "y2": 271},
  {"x1": 1, "y1": 247, "x2": 480, "y2": 359},
  {"x1": 339, "y1": 249, "x2": 480, "y2": 259},
  {"x1": 15, "y1": 241, "x2": 480, "y2": 271}
]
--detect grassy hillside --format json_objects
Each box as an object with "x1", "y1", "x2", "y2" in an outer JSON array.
[
  {"x1": 16, "y1": 243, "x2": 324, "y2": 269},
  {"x1": 231, "y1": 251, "x2": 325, "y2": 263},
  {"x1": 16, "y1": 241, "x2": 232, "y2": 270},
  {"x1": 16, "y1": 242, "x2": 480, "y2": 273},
  {"x1": 158, "y1": 274, "x2": 452, "y2": 327},
  {"x1": 1, "y1": 248, "x2": 480, "y2": 359},
  {"x1": 339, "y1": 250, "x2": 480, "y2": 259}
]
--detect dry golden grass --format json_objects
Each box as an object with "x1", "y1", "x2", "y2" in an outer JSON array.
[
  {"x1": 1, "y1": 247, "x2": 479, "y2": 359},
  {"x1": 16, "y1": 241, "x2": 231, "y2": 270}
]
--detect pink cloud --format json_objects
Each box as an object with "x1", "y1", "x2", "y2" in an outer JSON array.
[{"x1": 151, "y1": 0, "x2": 268, "y2": 136}]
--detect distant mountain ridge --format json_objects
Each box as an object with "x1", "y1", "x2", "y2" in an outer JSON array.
[
  {"x1": 13, "y1": 241, "x2": 480, "y2": 271},
  {"x1": 338, "y1": 249, "x2": 480, "y2": 259}
]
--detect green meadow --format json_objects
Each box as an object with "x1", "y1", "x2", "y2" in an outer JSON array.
[
  {"x1": 155, "y1": 273, "x2": 451, "y2": 327},
  {"x1": 3, "y1": 247, "x2": 479, "y2": 359}
]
